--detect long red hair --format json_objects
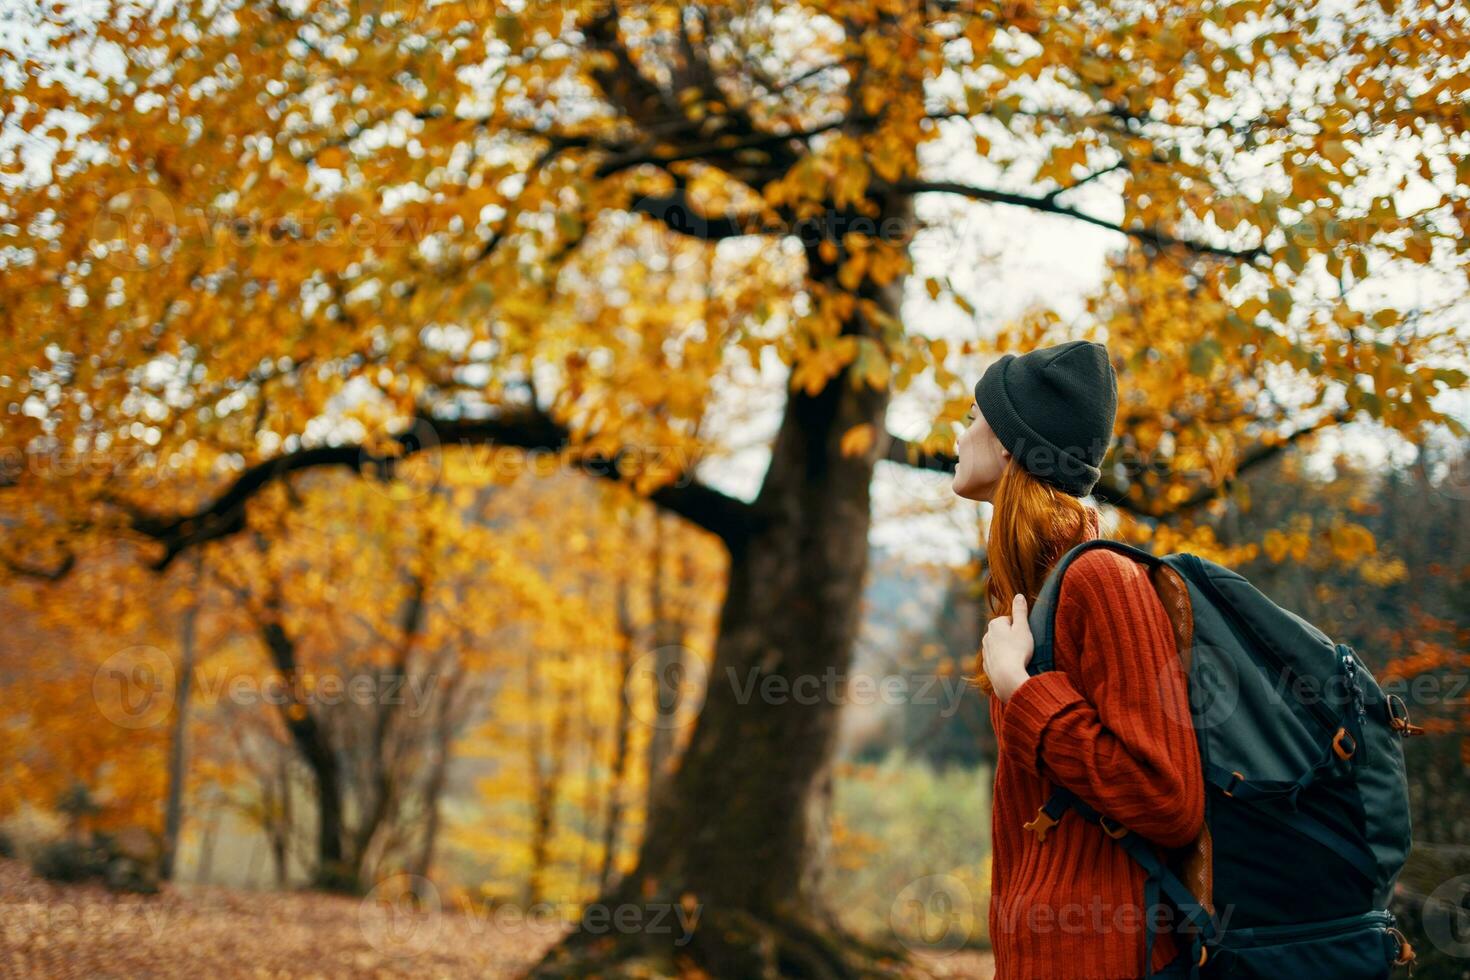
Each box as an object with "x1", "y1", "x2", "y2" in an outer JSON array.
[{"x1": 971, "y1": 459, "x2": 1099, "y2": 692}]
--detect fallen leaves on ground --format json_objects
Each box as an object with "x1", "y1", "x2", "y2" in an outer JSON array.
[{"x1": 0, "y1": 859, "x2": 993, "y2": 979}]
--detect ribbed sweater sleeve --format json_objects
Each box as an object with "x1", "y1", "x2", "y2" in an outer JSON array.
[{"x1": 999, "y1": 549, "x2": 1204, "y2": 848}]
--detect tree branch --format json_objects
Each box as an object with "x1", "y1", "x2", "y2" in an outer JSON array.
[
  {"x1": 1041, "y1": 159, "x2": 1127, "y2": 204},
  {"x1": 2, "y1": 552, "x2": 76, "y2": 581},
  {"x1": 116, "y1": 411, "x2": 759, "y2": 569},
  {"x1": 894, "y1": 179, "x2": 1266, "y2": 261},
  {"x1": 884, "y1": 409, "x2": 1348, "y2": 521},
  {"x1": 592, "y1": 118, "x2": 845, "y2": 181},
  {"x1": 627, "y1": 186, "x2": 781, "y2": 241},
  {"x1": 1090, "y1": 408, "x2": 1353, "y2": 517}
]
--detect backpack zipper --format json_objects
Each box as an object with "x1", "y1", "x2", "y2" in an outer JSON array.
[
  {"x1": 1180, "y1": 555, "x2": 1341, "y2": 735},
  {"x1": 1339, "y1": 644, "x2": 1369, "y2": 765},
  {"x1": 1224, "y1": 909, "x2": 1394, "y2": 947}
]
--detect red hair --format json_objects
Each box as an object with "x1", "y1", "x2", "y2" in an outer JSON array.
[{"x1": 971, "y1": 459, "x2": 1097, "y2": 692}]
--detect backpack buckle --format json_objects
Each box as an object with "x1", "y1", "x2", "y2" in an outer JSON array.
[
  {"x1": 1023, "y1": 807, "x2": 1059, "y2": 843},
  {"x1": 1223, "y1": 770, "x2": 1244, "y2": 797},
  {"x1": 1098, "y1": 815, "x2": 1128, "y2": 839},
  {"x1": 1389, "y1": 927, "x2": 1416, "y2": 967},
  {"x1": 1332, "y1": 727, "x2": 1357, "y2": 761}
]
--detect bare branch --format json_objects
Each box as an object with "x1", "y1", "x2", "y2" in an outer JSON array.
[
  {"x1": 1041, "y1": 159, "x2": 1128, "y2": 204},
  {"x1": 627, "y1": 186, "x2": 778, "y2": 241},
  {"x1": 884, "y1": 408, "x2": 1350, "y2": 521},
  {"x1": 894, "y1": 180, "x2": 1266, "y2": 261},
  {"x1": 1090, "y1": 408, "x2": 1353, "y2": 516},
  {"x1": 2, "y1": 552, "x2": 76, "y2": 581},
  {"x1": 117, "y1": 410, "x2": 760, "y2": 568}
]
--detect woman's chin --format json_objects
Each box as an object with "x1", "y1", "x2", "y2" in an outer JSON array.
[{"x1": 953, "y1": 474, "x2": 997, "y2": 504}]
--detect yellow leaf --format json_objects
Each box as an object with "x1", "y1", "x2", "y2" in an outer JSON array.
[{"x1": 840, "y1": 424, "x2": 876, "y2": 458}]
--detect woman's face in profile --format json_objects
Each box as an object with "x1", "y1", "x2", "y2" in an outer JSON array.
[{"x1": 953, "y1": 399, "x2": 1010, "y2": 503}]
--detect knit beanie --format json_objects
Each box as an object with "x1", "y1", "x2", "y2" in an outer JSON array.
[{"x1": 973, "y1": 340, "x2": 1117, "y2": 497}]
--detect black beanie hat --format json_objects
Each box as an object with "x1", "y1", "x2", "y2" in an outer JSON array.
[{"x1": 973, "y1": 340, "x2": 1117, "y2": 497}]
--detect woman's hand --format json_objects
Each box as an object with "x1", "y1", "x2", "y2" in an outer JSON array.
[{"x1": 983, "y1": 594, "x2": 1035, "y2": 702}]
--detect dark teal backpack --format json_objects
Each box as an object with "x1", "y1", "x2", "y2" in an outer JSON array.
[{"x1": 1023, "y1": 539, "x2": 1419, "y2": 979}]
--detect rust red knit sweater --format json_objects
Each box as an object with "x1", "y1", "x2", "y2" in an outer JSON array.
[{"x1": 987, "y1": 541, "x2": 1204, "y2": 979}]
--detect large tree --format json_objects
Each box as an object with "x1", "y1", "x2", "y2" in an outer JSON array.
[{"x1": 3, "y1": 0, "x2": 1467, "y2": 974}]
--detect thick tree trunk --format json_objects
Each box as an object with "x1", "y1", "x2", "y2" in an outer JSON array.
[
  {"x1": 631, "y1": 370, "x2": 887, "y2": 915},
  {"x1": 533, "y1": 206, "x2": 912, "y2": 979}
]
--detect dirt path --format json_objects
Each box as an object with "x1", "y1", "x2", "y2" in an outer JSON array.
[{"x1": 0, "y1": 860, "x2": 992, "y2": 979}]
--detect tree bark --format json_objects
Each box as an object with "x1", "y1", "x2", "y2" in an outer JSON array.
[{"x1": 534, "y1": 202, "x2": 912, "y2": 978}]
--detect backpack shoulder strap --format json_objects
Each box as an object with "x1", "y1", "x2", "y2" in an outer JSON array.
[{"x1": 1026, "y1": 539, "x2": 1161, "y2": 676}]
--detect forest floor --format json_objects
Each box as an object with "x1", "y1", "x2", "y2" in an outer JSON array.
[{"x1": 0, "y1": 859, "x2": 994, "y2": 979}]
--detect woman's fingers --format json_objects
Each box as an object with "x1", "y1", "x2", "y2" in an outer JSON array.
[{"x1": 1011, "y1": 593, "x2": 1029, "y2": 631}]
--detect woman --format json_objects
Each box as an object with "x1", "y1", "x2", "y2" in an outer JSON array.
[{"x1": 952, "y1": 340, "x2": 1204, "y2": 980}]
